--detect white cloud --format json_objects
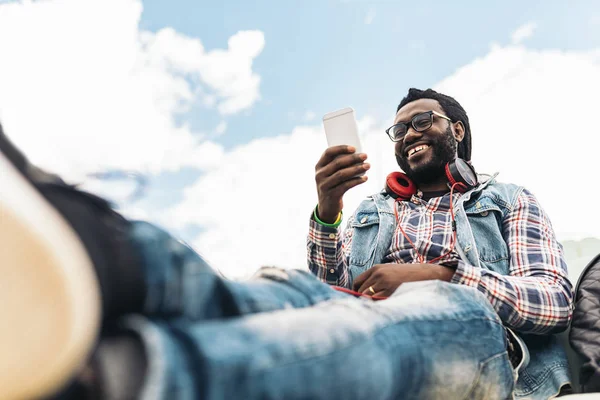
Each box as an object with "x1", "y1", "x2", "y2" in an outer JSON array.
[
  {"x1": 166, "y1": 43, "x2": 600, "y2": 278},
  {"x1": 364, "y1": 8, "x2": 376, "y2": 25},
  {"x1": 162, "y1": 119, "x2": 393, "y2": 278},
  {"x1": 0, "y1": 0, "x2": 263, "y2": 180},
  {"x1": 142, "y1": 27, "x2": 264, "y2": 115},
  {"x1": 434, "y1": 44, "x2": 600, "y2": 241},
  {"x1": 511, "y1": 22, "x2": 537, "y2": 44}
]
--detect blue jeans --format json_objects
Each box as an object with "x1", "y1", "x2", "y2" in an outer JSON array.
[{"x1": 120, "y1": 221, "x2": 515, "y2": 399}]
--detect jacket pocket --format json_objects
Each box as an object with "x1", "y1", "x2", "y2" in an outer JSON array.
[
  {"x1": 465, "y1": 201, "x2": 510, "y2": 268},
  {"x1": 348, "y1": 212, "x2": 380, "y2": 268}
]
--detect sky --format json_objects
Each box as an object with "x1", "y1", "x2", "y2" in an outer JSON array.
[{"x1": 0, "y1": 0, "x2": 599, "y2": 278}]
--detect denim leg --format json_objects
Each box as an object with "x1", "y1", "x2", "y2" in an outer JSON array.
[
  {"x1": 121, "y1": 280, "x2": 515, "y2": 400},
  {"x1": 128, "y1": 221, "x2": 347, "y2": 320}
]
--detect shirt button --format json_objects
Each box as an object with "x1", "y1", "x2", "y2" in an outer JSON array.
[
  {"x1": 360, "y1": 217, "x2": 368, "y2": 223},
  {"x1": 481, "y1": 211, "x2": 489, "y2": 217},
  {"x1": 329, "y1": 269, "x2": 335, "y2": 274},
  {"x1": 328, "y1": 233, "x2": 336, "y2": 239}
]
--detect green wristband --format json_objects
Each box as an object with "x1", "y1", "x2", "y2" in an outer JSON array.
[{"x1": 314, "y1": 206, "x2": 343, "y2": 228}]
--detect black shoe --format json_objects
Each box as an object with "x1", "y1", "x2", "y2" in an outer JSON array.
[{"x1": 0, "y1": 124, "x2": 145, "y2": 399}]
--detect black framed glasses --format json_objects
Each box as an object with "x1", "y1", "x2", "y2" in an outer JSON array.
[{"x1": 385, "y1": 110, "x2": 453, "y2": 142}]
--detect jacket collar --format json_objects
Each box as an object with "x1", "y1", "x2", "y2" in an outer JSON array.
[{"x1": 370, "y1": 172, "x2": 500, "y2": 206}]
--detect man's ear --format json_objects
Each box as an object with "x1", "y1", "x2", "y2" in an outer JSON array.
[{"x1": 453, "y1": 121, "x2": 465, "y2": 143}]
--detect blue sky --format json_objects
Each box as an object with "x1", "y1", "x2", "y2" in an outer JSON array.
[
  {"x1": 139, "y1": 0, "x2": 599, "y2": 149},
  {"x1": 134, "y1": 0, "x2": 600, "y2": 216},
  {"x1": 1, "y1": 0, "x2": 599, "y2": 276}
]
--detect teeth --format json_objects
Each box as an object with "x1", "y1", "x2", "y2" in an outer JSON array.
[{"x1": 407, "y1": 145, "x2": 429, "y2": 157}]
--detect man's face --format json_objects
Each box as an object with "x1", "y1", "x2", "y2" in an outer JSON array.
[{"x1": 394, "y1": 99, "x2": 461, "y2": 184}]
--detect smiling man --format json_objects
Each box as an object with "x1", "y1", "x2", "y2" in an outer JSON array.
[{"x1": 309, "y1": 88, "x2": 574, "y2": 399}]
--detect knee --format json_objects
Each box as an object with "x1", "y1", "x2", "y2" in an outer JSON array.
[
  {"x1": 251, "y1": 266, "x2": 291, "y2": 282},
  {"x1": 426, "y1": 280, "x2": 488, "y2": 302},
  {"x1": 393, "y1": 279, "x2": 459, "y2": 297},
  {"x1": 393, "y1": 280, "x2": 497, "y2": 318},
  {"x1": 251, "y1": 266, "x2": 320, "y2": 281}
]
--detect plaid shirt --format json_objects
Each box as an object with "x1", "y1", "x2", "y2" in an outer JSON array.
[{"x1": 307, "y1": 189, "x2": 573, "y2": 334}]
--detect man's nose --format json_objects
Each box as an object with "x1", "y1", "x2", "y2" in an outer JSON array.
[{"x1": 403, "y1": 126, "x2": 423, "y2": 144}]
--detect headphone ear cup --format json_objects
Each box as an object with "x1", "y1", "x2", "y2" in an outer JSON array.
[
  {"x1": 445, "y1": 159, "x2": 478, "y2": 193},
  {"x1": 385, "y1": 172, "x2": 417, "y2": 200}
]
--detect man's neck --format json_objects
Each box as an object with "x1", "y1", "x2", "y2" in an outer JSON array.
[{"x1": 417, "y1": 177, "x2": 449, "y2": 194}]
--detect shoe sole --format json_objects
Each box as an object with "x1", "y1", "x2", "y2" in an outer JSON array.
[{"x1": 0, "y1": 152, "x2": 101, "y2": 399}]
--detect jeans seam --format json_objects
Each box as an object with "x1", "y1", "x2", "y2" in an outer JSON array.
[{"x1": 463, "y1": 350, "x2": 512, "y2": 400}]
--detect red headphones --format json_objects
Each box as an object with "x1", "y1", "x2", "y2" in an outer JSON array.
[{"x1": 385, "y1": 158, "x2": 478, "y2": 200}]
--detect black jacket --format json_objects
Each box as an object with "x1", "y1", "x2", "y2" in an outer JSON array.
[{"x1": 570, "y1": 254, "x2": 600, "y2": 392}]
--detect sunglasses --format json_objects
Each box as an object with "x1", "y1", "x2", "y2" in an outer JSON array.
[{"x1": 385, "y1": 110, "x2": 453, "y2": 142}]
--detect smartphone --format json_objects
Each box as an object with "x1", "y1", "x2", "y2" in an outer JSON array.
[{"x1": 323, "y1": 107, "x2": 362, "y2": 153}]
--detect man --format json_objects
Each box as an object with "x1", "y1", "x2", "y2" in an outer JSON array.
[
  {"x1": 308, "y1": 88, "x2": 574, "y2": 398},
  {"x1": 0, "y1": 90, "x2": 568, "y2": 400}
]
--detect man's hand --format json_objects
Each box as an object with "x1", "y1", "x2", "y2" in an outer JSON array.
[
  {"x1": 353, "y1": 263, "x2": 456, "y2": 297},
  {"x1": 315, "y1": 145, "x2": 369, "y2": 223}
]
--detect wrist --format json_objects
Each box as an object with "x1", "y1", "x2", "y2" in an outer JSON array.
[
  {"x1": 315, "y1": 205, "x2": 342, "y2": 225},
  {"x1": 437, "y1": 265, "x2": 456, "y2": 282}
]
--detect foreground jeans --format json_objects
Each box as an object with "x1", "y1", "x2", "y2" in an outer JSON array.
[{"x1": 120, "y1": 221, "x2": 515, "y2": 399}]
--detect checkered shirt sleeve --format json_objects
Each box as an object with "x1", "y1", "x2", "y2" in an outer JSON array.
[{"x1": 306, "y1": 210, "x2": 353, "y2": 288}]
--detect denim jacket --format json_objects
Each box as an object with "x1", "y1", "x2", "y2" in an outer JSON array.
[{"x1": 348, "y1": 174, "x2": 570, "y2": 399}]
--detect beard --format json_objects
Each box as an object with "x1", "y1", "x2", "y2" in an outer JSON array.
[{"x1": 395, "y1": 125, "x2": 457, "y2": 185}]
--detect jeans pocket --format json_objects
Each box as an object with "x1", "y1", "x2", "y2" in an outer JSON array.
[{"x1": 465, "y1": 351, "x2": 515, "y2": 400}]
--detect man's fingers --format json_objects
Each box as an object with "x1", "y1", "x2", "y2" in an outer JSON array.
[
  {"x1": 372, "y1": 290, "x2": 388, "y2": 300},
  {"x1": 320, "y1": 152, "x2": 368, "y2": 178},
  {"x1": 316, "y1": 145, "x2": 358, "y2": 169},
  {"x1": 352, "y1": 268, "x2": 373, "y2": 291},
  {"x1": 361, "y1": 284, "x2": 374, "y2": 295},
  {"x1": 314, "y1": 147, "x2": 368, "y2": 213},
  {"x1": 332, "y1": 176, "x2": 368, "y2": 196},
  {"x1": 316, "y1": 149, "x2": 368, "y2": 180},
  {"x1": 320, "y1": 164, "x2": 369, "y2": 192},
  {"x1": 354, "y1": 270, "x2": 377, "y2": 293}
]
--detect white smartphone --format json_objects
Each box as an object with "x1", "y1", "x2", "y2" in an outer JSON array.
[{"x1": 322, "y1": 107, "x2": 362, "y2": 153}]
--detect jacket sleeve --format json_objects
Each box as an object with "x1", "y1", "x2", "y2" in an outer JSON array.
[
  {"x1": 569, "y1": 254, "x2": 600, "y2": 393},
  {"x1": 451, "y1": 189, "x2": 573, "y2": 334}
]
